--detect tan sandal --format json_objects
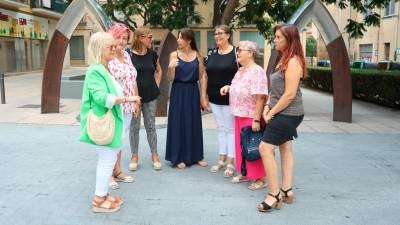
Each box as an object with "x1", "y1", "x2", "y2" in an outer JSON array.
[
  {"x1": 92, "y1": 197, "x2": 120, "y2": 213},
  {"x1": 114, "y1": 171, "x2": 134, "y2": 183},
  {"x1": 223, "y1": 164, "x2": 235, "y2": 177},
  {"x1": 105, "y1": 194, "x2": 123, "y2": 206},
  {"x1": 209, "y1": 160, "x2": 225, "y2": 172},
  {"x1": 151, "y1": 153, "x2": 162, "y2": 170},
  {"x1": 248, "y1": 180, "x2": 268, "y2": 190},
  {"x1": 231, "y1": 175, "x2": 246, "y2": 183},
  {"x1": 177, "y1": 162, "x2": 186, "y2": 169},
  {"x1": 129, "y1": 155, "x2": 138, "y2": 171},
  {"x1": 197, "y1": 160, "x2": 208, "y2": 167}
]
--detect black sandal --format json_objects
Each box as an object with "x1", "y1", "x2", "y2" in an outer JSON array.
[
  {"x1": 280, "y1": 187, "x2": 294, "y2": 204},
  {"x1": 257, "y1": 191, "x2": 282, "y2": 212}
]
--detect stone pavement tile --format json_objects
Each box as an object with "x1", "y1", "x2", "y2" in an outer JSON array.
[
  {"x1": 308, "y1": 125, "x2": 345, "y2": 133},
  {"x1": 1, "y1": 124, "x2": 400, "y2": 225},
  {"x1": 366, "y1": 126, "x2": 400, "y2": 134},
  {"x1": 297, "y1": 123, "x2": 316, "y2": 132},
  {"x1": 335, "y1": 122, "x2": 375, "y2": 133}
]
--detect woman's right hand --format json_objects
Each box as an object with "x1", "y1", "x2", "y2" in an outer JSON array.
[
  {"x1": 220, "y1": 85, "x2": 230, "y2": 96},
  {"x1": 168, "y1": 57, "x2": 179, "y2": 69}
]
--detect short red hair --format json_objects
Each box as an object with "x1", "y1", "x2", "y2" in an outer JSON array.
[
  {"x1": 274, "y1": 24, "x2": 307, "y2": 78},
  {"x1": 108, "y1": 23, "x2": 131, "y2": 41}
]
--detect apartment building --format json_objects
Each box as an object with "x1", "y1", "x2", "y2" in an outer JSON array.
[
  {"x1": 318, "y1": 0, "x2": 400, "y2": 62},
  {"x1": 0, "y1": 0, "x2": 68, "y2": 73}
]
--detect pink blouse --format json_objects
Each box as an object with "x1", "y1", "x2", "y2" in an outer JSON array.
[
  {"x1": 109, "y1": 51, "x2": 138, "y2": 114},
  {"x1": 229, "y1": 64, "x2": 268, "y2": 118}
]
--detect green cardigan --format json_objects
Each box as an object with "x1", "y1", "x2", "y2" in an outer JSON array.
[{"x1": 80, "y1": 63, "x2": 124, "y2": 148}]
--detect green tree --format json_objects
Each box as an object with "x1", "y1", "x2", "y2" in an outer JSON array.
[
  {"x1": 209, "y1": 0, "x2": 397, "y2": 39},
  {"x1": 103, "y1": 0, "x2": 202, "y2": 31},
  {"x1": 306, "y1": 36, "x2": 317, "y2": 57}
]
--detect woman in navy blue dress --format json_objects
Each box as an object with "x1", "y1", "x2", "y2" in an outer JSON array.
[{"x1": 166, "y1": 28, "x2": 208, "y2": 169}]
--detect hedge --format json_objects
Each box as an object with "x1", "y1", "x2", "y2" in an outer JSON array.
[{"x1": 305, "y1": 67, "x2": 400, "y2": 109}]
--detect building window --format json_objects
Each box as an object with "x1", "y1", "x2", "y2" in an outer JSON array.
[
  {"x1": 207, "y1": 31, "x2": 215, "y2": 51},
  {"x1": 152, "y1": 40, "x2": 161, "y2": 53},
  {"x1": 70, "y1": 36, "x2": 85, "y2": 60},
  {"x1": 240, "y1": 31, "x2": 265, "y2": 67},
  {"x1": 384, "y1": 0, "x2": 396, "y2": 16},
  {"x1": 194, "y1": 31, "x2": 200, "y2": 50},
  {"x1": 359, "y1": 44, "x2": 373, "y2": 62},
  {"x1": 384, "y1": 43, "x2": 390, "y2": 61}
]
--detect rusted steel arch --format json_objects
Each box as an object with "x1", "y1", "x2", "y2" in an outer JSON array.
[
  {"x1": 41, "y1": 0, "x2": 113, "y2": 113},
  {"x1": 156, "y1": 31, "x2": 178, "y2": 116},
  {"x1": 266, "y1": 0, "x2": 352, "y2": 122}
]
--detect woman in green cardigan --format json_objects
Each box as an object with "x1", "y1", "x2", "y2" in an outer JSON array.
[{"x1": 80, "y1": 32, "x2": 141, "y2": 213}]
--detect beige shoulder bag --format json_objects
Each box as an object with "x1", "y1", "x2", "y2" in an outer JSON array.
[{"x1": 86, "y1": 90, "x2": 115, "y2": 145}]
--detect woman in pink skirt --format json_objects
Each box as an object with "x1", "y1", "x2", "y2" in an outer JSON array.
[{"x1": 220, "y1": 40, "x2": 268, "y2": 190}]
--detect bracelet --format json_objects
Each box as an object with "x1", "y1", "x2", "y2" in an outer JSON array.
[{"x1": 253, "y1": 119, "x2": 260, "y2": 123}]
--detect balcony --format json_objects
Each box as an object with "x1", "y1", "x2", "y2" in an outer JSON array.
[
  {"x1": 31, "y1": 0, "x2": 68, "y2": 19},
  {"x1": 0, "y1": 0, "x2": 30, "y2": 10}
]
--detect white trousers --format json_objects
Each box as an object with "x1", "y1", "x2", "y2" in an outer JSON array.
[
  {"x1": 210, "y1": 103, "x2": 235, "y2": 158},
  {"x1": 95, "y1": 147, "x2": 119, "y2": 197}
]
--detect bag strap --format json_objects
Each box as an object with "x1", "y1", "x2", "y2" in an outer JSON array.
[{"x1": 234, "y1": 46, "x2": 239, "y2": 69}]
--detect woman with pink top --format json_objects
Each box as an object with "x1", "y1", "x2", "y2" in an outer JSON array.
[
  {"x1": 107, "y1": 23, "x2": 139, "y2": 189},
  {"x1": 220, "y1": 41, "x2": 268, "y2": 190}
]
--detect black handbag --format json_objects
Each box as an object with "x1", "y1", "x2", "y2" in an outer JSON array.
[{"x1": 240, "y1": 125, "x2": 264, "y2": 176}]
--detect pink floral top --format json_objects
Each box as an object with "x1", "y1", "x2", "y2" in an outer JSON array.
[
  {"x1": 229, "y1": 64, "x2": 268, "y2": 118},
  {"x1": 109, "y1": 51, "x2": 138, "y2": 114}
]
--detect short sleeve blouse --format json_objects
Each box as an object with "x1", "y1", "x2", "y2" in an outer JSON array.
[
  {"x1": 108, "y1": 51, "x2": 137, "y2": 114},
  {"x1": 229, "y1": 64, "x2": 268, "y2": 118}
]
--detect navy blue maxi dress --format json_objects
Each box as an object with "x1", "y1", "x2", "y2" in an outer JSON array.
[{"x1": 165, "y1": 56, "x2": 204, "y2": 166}]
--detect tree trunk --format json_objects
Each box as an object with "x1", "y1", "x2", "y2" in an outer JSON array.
[
  {"x1": 213, "y1": 0, "x2": 223, "y2": 26},
  {"x1": 221, "y1": 0, "x2": 239, "y2": 25}
]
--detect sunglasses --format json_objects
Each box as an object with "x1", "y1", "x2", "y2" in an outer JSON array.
[{"x1": 141, "y1": 34, "x2": 153, "y2": 39}]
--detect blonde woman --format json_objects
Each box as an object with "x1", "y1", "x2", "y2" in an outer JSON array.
[
  {"x1": 107, "y1": 23, "x2": 138, "y2": 189},
  {"x1": 80, "y1": 32, "x2": 140, "y2": 213},
  {"x1": 128, "y1": 27, "x2": 162, "y2": 171}
]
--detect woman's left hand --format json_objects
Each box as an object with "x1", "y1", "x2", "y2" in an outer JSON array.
[
  {"x1": 200, "y1": 96, "x2": 210, "y2": 112},
  {"x1": 252, "y1": 120, "x2": 261, "y2": 132},
  {"x1": 264, "y1": 112, "x2": 274, "y2": 124},
  {"x1": 127, "y1": 96, "x2": 141, "y2": 104}
]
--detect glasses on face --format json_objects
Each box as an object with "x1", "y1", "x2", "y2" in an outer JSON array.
[
  {"x1": 236, "y1": 48, "x2": 252, "y2": 54},
  {"x1": 105, "y1": 45, "x2": 117, "y2": 51},
  {"x1": 214, "y1": 32, "x2": 227, "y2": 36},
  {"x1": 141, "y1": 34, "x2": 153, "y2": 39}
]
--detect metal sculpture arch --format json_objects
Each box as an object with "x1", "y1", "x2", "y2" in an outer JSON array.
[
  {"x1": 41, "y1": 0, "x2": 112, "y2": 113},
  {"x1": 266, "y1": 0, "x2": 352, "y2": 122}
]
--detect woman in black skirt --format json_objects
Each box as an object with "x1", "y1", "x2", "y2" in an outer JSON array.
[{"x1": 257, "y1": 24, "x2": 307, "y2": 212}]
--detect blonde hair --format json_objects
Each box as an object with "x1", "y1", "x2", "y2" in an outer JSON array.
[
  {"x1": 131, "y1": 27, "x2": 151, "y2": 51},
  {"x1": 88, "y1": 32, "x2": 114, "y2": 64}
]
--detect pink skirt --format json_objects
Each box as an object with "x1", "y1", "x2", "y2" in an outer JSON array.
[{"x1": 234, "y1": 116, "x2": 266, "y2": 180}]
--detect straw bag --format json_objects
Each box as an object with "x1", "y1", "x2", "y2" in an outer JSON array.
[
  {"x1": 87, "y1": 108, "x2": 115, "y2": 145},
  {"x1": 86, "y1": 89, "x2": 115, "y2": 145}
]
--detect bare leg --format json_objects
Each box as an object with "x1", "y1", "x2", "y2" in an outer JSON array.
[
  {"x1": 279, "y1": 141, "x2": 294, "y2": 201},
  {"x1": 259, "y1": 141, "x2": 279, "y2": 205}
]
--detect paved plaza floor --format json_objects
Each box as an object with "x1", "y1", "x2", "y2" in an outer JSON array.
[{"x1": 0, "y1": 70, "x2": 399, "y2": 225}]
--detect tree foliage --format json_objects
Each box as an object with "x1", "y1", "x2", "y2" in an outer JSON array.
[
  {"x1": 306, "y1": 36, "x2": 317, "y2": 57},
  {"x1": 103, "y1": 0, "x2": 397, "y2": 39},
  {"x1": 210, "y1": 0, "x2": 397, "y2": 40},
  {"x1": 102, "y1": 0, "x2": 202, "y2": 31}
]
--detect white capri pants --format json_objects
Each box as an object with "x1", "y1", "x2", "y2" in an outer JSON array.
[
  {"x1": 95, "y1": 147, "x2": 119, "y2": 197},
  {"x1": 210, "y1": 103, "x2": 235, "y2": 158}
]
